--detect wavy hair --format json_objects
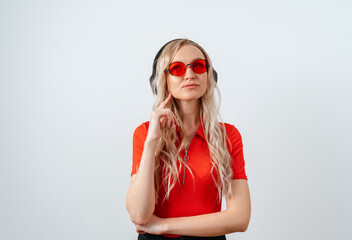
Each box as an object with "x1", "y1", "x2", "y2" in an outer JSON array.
[{"x1": 151, "y1": 39, "x2": 234, "y2": 204}]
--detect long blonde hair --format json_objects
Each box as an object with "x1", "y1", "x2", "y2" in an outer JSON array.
[{"x1": 151, "y1": 39, "x2": 234, "y2": 204}]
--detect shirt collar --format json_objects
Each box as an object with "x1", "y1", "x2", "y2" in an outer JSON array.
[{"x1": 176, "y1": 119, "x2": 205, "y2": 140}]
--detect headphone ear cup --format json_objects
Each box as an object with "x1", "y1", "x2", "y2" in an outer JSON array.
[
  {"x1": 149, "y1": 64, "x2": 158, "y2": 95},
  {"x1": 212, "y1": 68, "x2": 218, "y2": 82},
  {"x1": 149, "y1": 49, "x2": 164, "y2": 95}
]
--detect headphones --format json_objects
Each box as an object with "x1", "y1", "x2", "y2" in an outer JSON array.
[{"x1": 149, "y1": 38, "x2": 218, "y2": 95}]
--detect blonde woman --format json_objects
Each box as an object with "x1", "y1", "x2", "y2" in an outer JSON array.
[{"x1": 126, "y1": 38, "x2": 251, "y2": 240}]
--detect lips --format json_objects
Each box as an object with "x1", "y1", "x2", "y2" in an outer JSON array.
[{"x1": 183, "y1": 84, "x2": 199, "y2": 88}]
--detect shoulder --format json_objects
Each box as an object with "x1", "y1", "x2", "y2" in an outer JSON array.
[
  {"x1": 133, "y1": 121, "x2": 150, "y2": 138},
  {"x1": 134, "y1": 121, "x2": 150, "y2": 130},
  {"x1": 221, "y1": 122, "x2": 244, "y2": 154},
  {"x1": 221, "y1": 122, "x2": 242, "y2": 139},
  {"x1": 134, "y1": 121, "x2": 149, "y2": 133}
]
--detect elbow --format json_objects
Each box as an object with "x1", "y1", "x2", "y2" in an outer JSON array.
[
  {"x1": 129, "y1": 214, "x2": 152, "y2": 226},
  {"x1": 126, "y1": 205, "x2": 152, "y2": 226},
  {"x1": 232, "y1": 221, "x2": 248, "y2": 233},
  {"x1": 237, "y1": 207, "x2": 251, "y2": 232},
  {"x1": 228, "y1": 221, "x2": 248, "y2": 233},
  {"x1": 126, "y1": 198, "x2": 153, "y2": 225},
  {"x1": 228, "y1": 211, "x2": 250, "y2": 233},
  {"x1": 240, "y1": 222, "x2": 249, "y2": 232},
  {"x1": 238, "y1": 216, "x2": 250, "y2": 232}
]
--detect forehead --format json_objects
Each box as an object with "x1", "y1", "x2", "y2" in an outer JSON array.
[{"x1": 172, "y1": 44, "x2": 205, "y2": 63}]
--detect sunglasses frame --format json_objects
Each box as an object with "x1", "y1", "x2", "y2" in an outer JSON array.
[{"x1": 164, "y1": 59, "x2": 209, "y2": 76}]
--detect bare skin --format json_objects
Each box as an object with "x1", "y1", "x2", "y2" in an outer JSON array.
[{"x1": 146, "y1": 92, "x2": 178, "y2": 143}]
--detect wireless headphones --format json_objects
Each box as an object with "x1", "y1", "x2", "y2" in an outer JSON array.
[{"x1": 149, "y1": 38, "x2": 218, "y2": 95}]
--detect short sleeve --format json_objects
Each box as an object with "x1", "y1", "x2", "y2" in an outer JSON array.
[
  {"x1": 225, "y1": 124, "x2": 248, "y2": 180},
  {"x1": 131, "y1": 122, "x2": 149, "y2": 176}
]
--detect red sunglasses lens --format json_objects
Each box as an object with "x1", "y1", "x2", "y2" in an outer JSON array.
[
  {"x1": 192, "y1": 59, "x2": 207, "y2": 74},
  {"x1": 169, "y1": 62, "x2": 185, "y2": 76},
  {"x1": 168, "y1": 59, "x2": 208, "y2": 76}
]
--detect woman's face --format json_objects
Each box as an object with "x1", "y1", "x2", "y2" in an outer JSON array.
[{"x1": 166, "y1": 44, "x2": 208, "y2": 101}]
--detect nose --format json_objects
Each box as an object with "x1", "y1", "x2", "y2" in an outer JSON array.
[{"x1": 184, "y1": 64, "x2": 195, "y2": 80}]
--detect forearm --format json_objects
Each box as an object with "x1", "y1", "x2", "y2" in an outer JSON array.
[
  {"x1": 126, "y1": 139, "x2": 158, "y2": 225},
  {"x1": 163, "y1": 210, "x2": 246, "y2": 237}
]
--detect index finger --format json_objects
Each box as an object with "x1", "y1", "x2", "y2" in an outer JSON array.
[{"x1": 158, "y1": 92, "x2": 173, "y2": 110}]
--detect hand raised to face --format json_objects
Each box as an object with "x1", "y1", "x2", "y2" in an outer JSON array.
[{"x1": 146, "y1": 92, "x2": 179, "y2": 142}]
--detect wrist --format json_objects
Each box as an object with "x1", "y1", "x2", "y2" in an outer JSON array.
[
  {"x1": 144, "y1": 137, "x2": 159, "y2": 147},
  {"x1": 162, "y1": 218, "x2": 171, "y2": 234}
]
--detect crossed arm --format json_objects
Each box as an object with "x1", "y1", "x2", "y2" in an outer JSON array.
[{"x1": 133, "y1": 179, "x2": 251, "y2": 237}]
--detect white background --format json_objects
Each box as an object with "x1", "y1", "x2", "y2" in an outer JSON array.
[{"x1": 1, "y1": 0, "x2": 351, "y2": 239}]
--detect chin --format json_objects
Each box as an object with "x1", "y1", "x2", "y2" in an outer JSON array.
[
  {"x1": 172, "y1": 89, "x2": 206, "y2": 100},
  {"x1": 175, "y1": 94, "x2": 204, "y2": 101}
]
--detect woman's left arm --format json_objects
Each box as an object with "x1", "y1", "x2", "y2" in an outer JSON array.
[{"x1": 135, "y1": 179, "x2": 251, "y2": 237}]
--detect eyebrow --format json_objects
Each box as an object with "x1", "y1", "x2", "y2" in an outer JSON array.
[{"x1": 171, "y1": 57, "x2": 205, "y2": 63}]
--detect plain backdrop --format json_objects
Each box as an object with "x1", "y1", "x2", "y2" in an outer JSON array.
[{"x1": 0, "y1": 0, "x2": 351, "y2": 239}]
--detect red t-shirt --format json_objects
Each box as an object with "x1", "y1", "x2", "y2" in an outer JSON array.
[{"x1": 131, "y1": 121, "x2": 247, "y2": 238}]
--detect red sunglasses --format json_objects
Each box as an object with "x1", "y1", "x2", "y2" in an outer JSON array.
[{"x1": 164, "y1": 59, "x2": 209, "y2": 76}]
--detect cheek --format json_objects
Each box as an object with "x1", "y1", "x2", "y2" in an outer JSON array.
[
  {"x1": 202, "y1": 85, "x2": 207, "y2": 95},
  {"x1": 166, "y1": 79, "x2": 172, "y2": 91},
  {"x1": 167, "y1": 78, "x2": 180, "y2": 91},
  {"x1": 201, "y1": 77, "x2": 208, "y2": 90},
  {"x1": 166, "y1": 78, "x2": 172, "y2": 91}
]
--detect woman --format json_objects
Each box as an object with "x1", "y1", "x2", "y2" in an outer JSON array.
[{"x1": 126, "y1": 38, "x2": 251, "y2": 239}]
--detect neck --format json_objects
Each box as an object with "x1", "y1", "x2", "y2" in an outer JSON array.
[{"x1": 179, "y1": 99, "x2": 201, "y2": 128}]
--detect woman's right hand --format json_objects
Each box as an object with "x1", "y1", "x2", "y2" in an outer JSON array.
[{"x1": 146, "y1": 92, "x2": 178, "y2": 142}]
